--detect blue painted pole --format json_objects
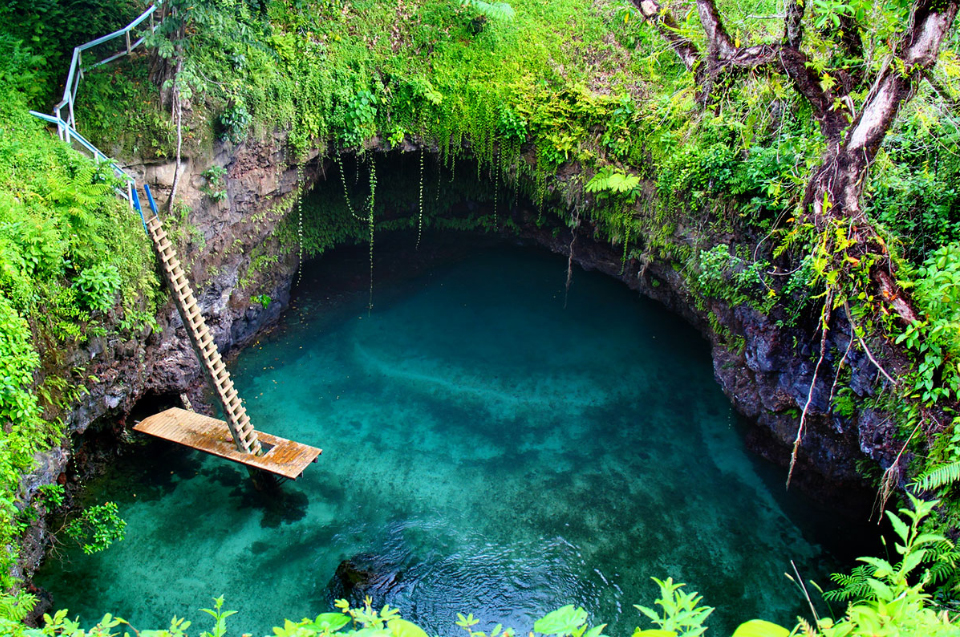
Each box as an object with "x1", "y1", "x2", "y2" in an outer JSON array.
[
  {"x1": 131, "y1": 186, "x2": 148, "y2": 234},
  {"x1": 143, "y1": 183, "x2": 160, "y2": 216}
]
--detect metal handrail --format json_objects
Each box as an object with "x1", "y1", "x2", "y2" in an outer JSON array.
[
  {"x1": 28, "y1": 111, "x2": 135, "y2": 185},
  {"x1": 31, "y1": 4, "x2": 161, "y2": 216},
  {"x1": 29, "y1": 111, "x2": 138, "y2": 210},
  {"x1": 52, "y1": 4, "x2": 158, "y2": 143}
]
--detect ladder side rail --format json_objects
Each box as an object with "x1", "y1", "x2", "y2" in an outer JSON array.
[{"x1": 142, "y1": 185, "x2": 261, "y2": 456}]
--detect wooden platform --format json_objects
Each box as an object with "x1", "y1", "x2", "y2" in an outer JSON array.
[{"x1": 134, "y1": 408, "x2": 321, "y2": 480}]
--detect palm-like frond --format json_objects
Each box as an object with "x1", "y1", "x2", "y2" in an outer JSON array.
[{"x1": 913, "y1": 460, "x2": 960, "y2": 492}]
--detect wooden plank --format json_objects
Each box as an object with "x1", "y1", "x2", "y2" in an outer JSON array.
[{"x1": 133, "y1": 408, "x2": 321, "y2": 480}]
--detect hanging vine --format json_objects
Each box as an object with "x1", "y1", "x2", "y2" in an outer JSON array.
[
  {"x1": 366, "y1": 153, "x2": 377, "y2": 314},
  {"x1": 296, "y1": 161, "x2": 305, "y2": 286},
  {"x1": 335, "y1": 152, "x2": 365, "y2": 222},
  {"x1": 492, "y1": 146, "x2": 499, "y2": 230},
  {"x1": 417, "y1": 148, "x2": 425, "y2": 250}
]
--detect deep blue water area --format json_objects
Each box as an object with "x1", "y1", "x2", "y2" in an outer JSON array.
[{"x1": 36, "y1": 238, "x2": 858, "y2": 637}]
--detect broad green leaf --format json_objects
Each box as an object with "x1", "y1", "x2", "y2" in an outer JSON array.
[
  {"x1": 535, "y1": 606, "x2": 588, "y2": 635},
  {"x1": 865, "y1": 577, "x2": 894, "y2": 601},
  {"x1": 900, "y1": 549, "x2": 926, "y2": 577},
  {"x1": 388, "y1": 618, "x2": 429, "y2": 637},
  {"x1": 859, "y1": 556, "x2": 894, "y2": 578},
  {"x1": 633, "y1": 606, "x2": 660, "y2": 622},
  {"x1": 731, "y1": 619, "x2": 791, "y2": 637},
  {"x1": 631, "y1": 631, "x2": 677, "y2": 637},
  {"x1": 884, "y1": 510, "x2": 910, "y2": 543},
  {"x1": 583, "y1": 624, "x2": 607, "y2": 637},
  {"x1": 307, "y1": 613, "x2": 351, "y2": 632}
]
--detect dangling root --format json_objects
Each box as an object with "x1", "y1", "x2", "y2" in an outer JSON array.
[
  {"x1": 167, "y1": 73, "x2": 184, "y2": 214},
  {"x1": 844, "y1": 302, "x2": 897, "y2": 387},
  {"x1": 873, "y1": 418, "x2": 923, "y2": 519},
  {"x1": 564, "y1": 211, "x2": 580, "y2": 309},
  {"x1": 787, "y1": 290, "x2": 833, "y2": 488}
]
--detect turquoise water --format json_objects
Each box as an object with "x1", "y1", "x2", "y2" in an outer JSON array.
[{"x1": 37, "y1": 242, "x2": 851, "y2": 636}]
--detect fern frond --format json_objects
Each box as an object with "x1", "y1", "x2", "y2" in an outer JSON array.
[
  {"x1": 913, "y1": 461, "x2": 960, "y2": 492},
  {"x1": 463, "y1": 0, "x2": 516, "y2": 21},
  {"x1": 0, "y1": 590, "x2": 37, "y2": 622},
  {"x1": 823, "y1": 565, "x2": 873, "y2": 602}
]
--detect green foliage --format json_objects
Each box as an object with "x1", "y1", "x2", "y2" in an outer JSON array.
[
  {"x1": 74, "y1": 57, "x2": 176, "y2": 158},
  {"x1": 461, "y1": 1, "x2": 516, "y2": 22},
  {"x1": 0, "y1": 590, "x2": 37, "y2": 623},
  {"x1": 37, "y1": 483, "x2": 65, "y2": 510},
  {"x1": 895, "y1": 243, "x2": 960, "y2": 406},
  {"x1": 0, "y1": 0, "x2": 142, "y2": 108},
  {"x1": 585, "y1": 168, "x2": 640, "y2": 204},
  {"x1": 218, "y1": 102, "x2": 253, "y2": 144},
  {"x1": 63, "y1": 501, "x2": 126, "y2": 555},
  {"x1": 74, "y1": 263, "x2": 122, "y2": 313},
  {"x1": 915, "y1": 459, "x2": 960, "y2": 493},
  {"x1": 633, "y1": 578, "x2": 713, "y2": 637},
  {"x1": 250, "y1": 294, "x2": 272, "y2": 309},
  {"x1": 200, "y1": 596, "x2": 236, "y2": 637},
  {"x1": 201, "y1": 166, "x2": 229, "y2": 202}
]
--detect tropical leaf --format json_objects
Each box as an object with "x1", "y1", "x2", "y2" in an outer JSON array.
[{"x1": 534, "y1": 606, "x2": 588, "y2": 636}]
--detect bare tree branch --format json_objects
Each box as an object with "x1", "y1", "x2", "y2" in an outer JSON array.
[
  {"x1": 695, "y1": 0, "x2": 735, "y2": 58},
  {"x1": 630, "y1": 0, "x2": 699, "y2": 71}
]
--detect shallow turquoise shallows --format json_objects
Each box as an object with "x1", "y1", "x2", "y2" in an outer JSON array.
[{"x1": 37, "y1": 242, "x2": 851, "y2": 637}]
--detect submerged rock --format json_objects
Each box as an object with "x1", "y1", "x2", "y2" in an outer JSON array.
[{"x1": 328, "y1": 553, "x2": 404, "y2": 602}]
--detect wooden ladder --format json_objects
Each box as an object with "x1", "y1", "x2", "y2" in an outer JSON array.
[{"x1": 146, "y1": 214, "x2": 262, "y2": 456}]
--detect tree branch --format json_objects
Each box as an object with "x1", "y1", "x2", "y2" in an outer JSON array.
[
  {"x1": 837, "y1": 0, "x2": 958, "y2": 210},
  {"x1": 630, "y1": 0, "x2": 700, "y2": 71},
  {"x1": 695, "y1": 0, "x2": 735, "y2": 58},
  {"x1": 784, "y1": 0, "x2": 804, "y2": 48}
]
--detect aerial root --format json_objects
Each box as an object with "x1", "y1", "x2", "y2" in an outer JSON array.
[{"x1": 787, "y1": 290, "x2": 832, "y2": 488}]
